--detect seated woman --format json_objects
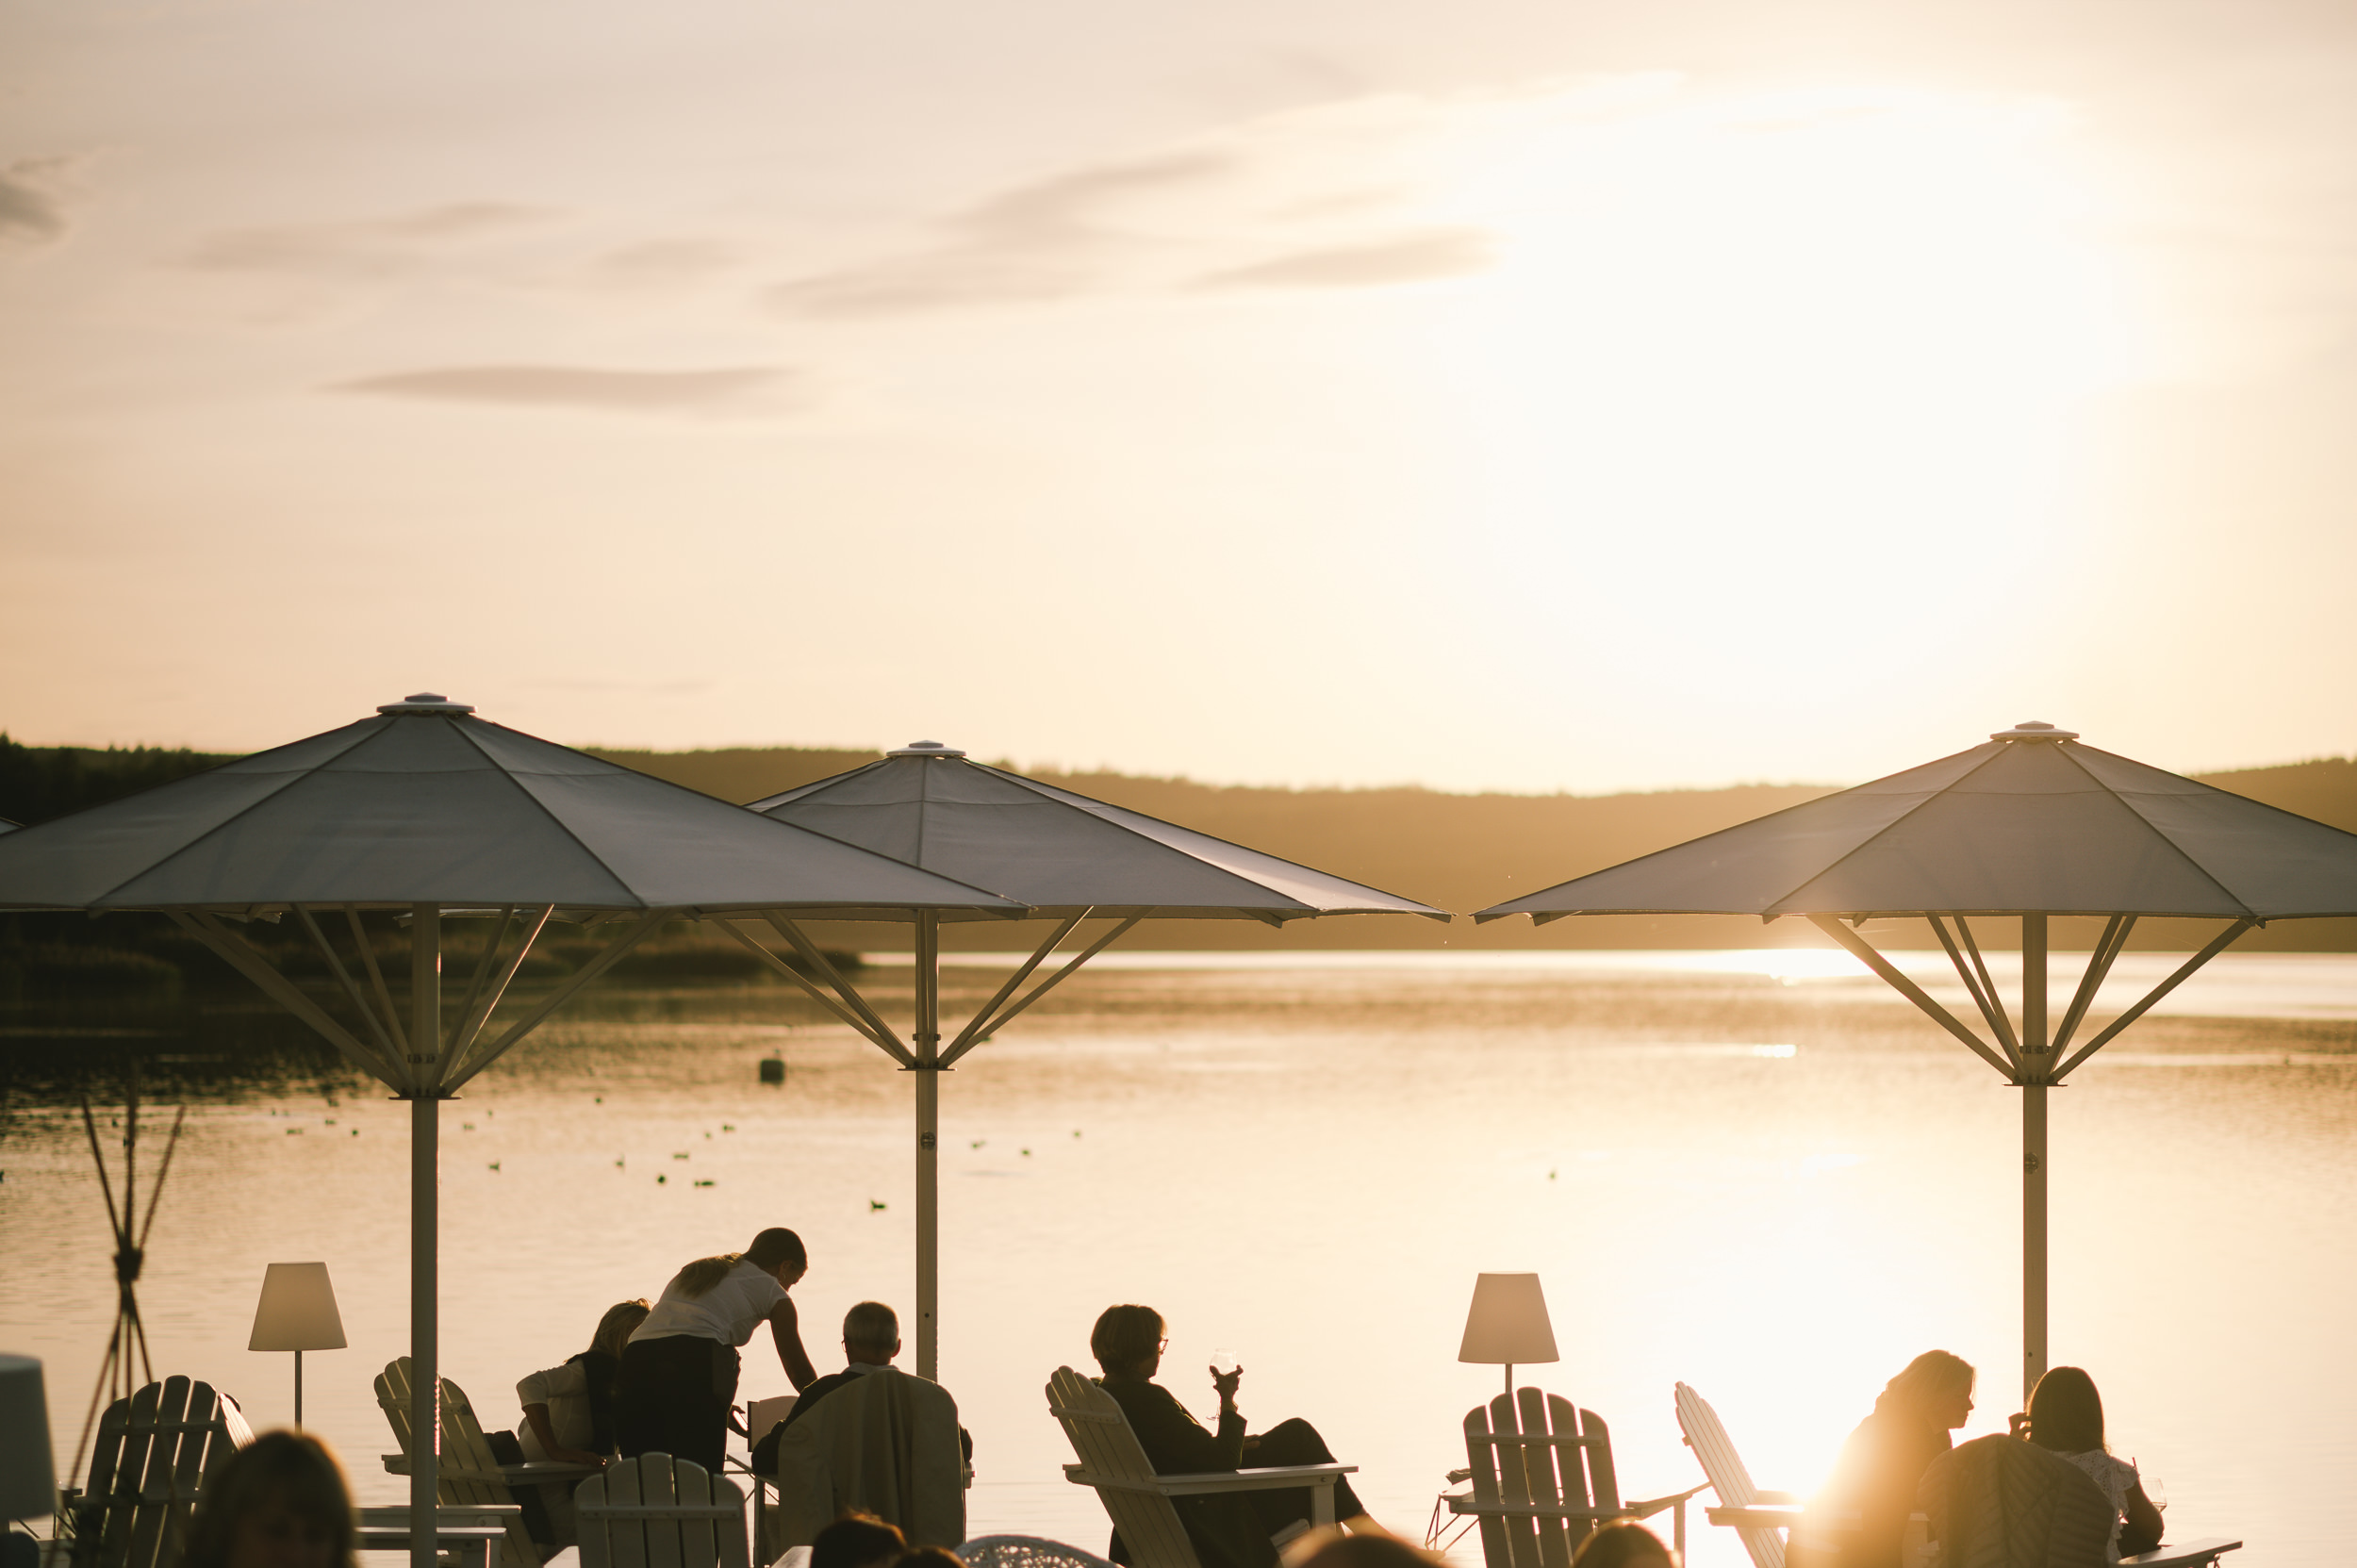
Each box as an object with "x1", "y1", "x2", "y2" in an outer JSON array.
[
  {"x1": 179, "y1": 1429, "x2": 358, "y2": 1568},
  {"x1": 511, "y1": 1297, "x2": 651, "y2": 1544},
  {"x1": 1806, "y1": 1350, "x2": 1976, "y2": 1568},
  {"x1": 1089, "y1": 1303, "x2": 1378, "y2": 1568},
  {"x1": 2014, "y1": 1366, "x2": 2164, "y2": 1561}
]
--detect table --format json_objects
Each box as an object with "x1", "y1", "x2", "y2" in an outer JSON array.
[{"x1": 354, "y1": 1505, "x2": 519, "y2": 1568}]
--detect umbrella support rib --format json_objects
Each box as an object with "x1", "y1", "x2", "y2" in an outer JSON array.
[
  {"x1": 173, "y1": 913, "x2": 404, "y2": 1085},
  {"x1": 2051, "y1": 918, "x2": 2254, "y2": 1081},
  {"x1": 939, "y1": 915, "x2": 1143, "y2": 1068},
  {"x1": 449, "y1": 905, "x2": 519, "y2": 1046},
  {"x1": 292, "y1": 905, "x2": 409, "y2": 1072},
  {"x1": 2049, "y1": 916, "x2": 2134, "y2": 1061},
  {"x1": 719, "y1": 919, "x2": 911, "y2": 1063},
  {"x1": 346, "y1": 906, "x2": 410, "y2": 1056},
  {"x1": 1806, "y1": 915, "x2": 2015, "y2": 1078},
  {"x1": 442, "y1": 905, "x2": 557, "y2": 1080},
  {"x1": 446, "y1": 912, "x2": 664, "y2": 1089},
  {"x1": 763, "y1": 915, "x2": 914, "y2": 1065},
  {"x1": 1929, "y1": 916, "x2": 2020, "y2": 1069},
  {"x1": 939, "y1": 912, "x2": 1089, "y2": 1061}
]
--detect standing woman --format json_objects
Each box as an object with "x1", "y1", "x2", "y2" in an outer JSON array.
[
  {"x1": 1806, "y1": 1350, "x2": 1976, "y2": 1568},
  {"x1": 2015, "y1": 1367, "x2": 2165, "y2": 1561},
  {"x1": 618, "y1": 1227, "x2": 818, "y2": 1470}
]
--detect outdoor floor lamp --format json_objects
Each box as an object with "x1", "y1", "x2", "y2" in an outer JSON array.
[
  {"x1": 0, "y1": 1354, "x2": 56, "y2": 1528},
  {"x1": 249, "y1": 1263, "x2": 346, "y2": 1428},
  {"x1": 1459, "y1": 1272, "x2": 1559, "y2": 1400}
]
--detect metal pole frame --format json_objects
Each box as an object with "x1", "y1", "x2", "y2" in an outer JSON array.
[
  {"x1": 1805, "y1": 910, "x2": 2257, "y2": 1404},
  {"x1": 729, "y1": 908, "x2": 1145, "y2": 1379}
]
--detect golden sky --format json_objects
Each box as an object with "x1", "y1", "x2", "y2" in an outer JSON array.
[{"x1": 5, "y1": 0, "x2": 2356, "y2": 794}]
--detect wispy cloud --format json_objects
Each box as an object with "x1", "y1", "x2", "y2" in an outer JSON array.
[
  {"x1": 328, "y1": 364, "x2": 790, "y2": 414},
  {"x1": 1193, "y1": 229, "x2": 1492, "y2": 289},
  {"x1": 0, "y1": 157, "x2": 75, "y2": 248},
  {"x1": 768, "y1": 153, "x2": 1238, "y2": 317},
  {"x1": 186, "y1": 202, "x2": 558, "y2": 277}
]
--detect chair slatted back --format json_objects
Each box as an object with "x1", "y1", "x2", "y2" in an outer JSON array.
[
  {"x1": 1463, "y1": 1390, "x2": 1621, "y2": 1568},
  {"x1": 374, "y1": 1359, "x2": 541, "y2": 1568},
  {"x1": 577, "y1": 1454, "x2": 749, "y2": 1568},
  {"x1": 1045, "y1": 1368, "x2": 1200, "y2": 1568},
  {"x1": 1673, "y1": 1384, "x2": 1784, "y2": 1568},
  {"x1": 71, "y1": 1377, "x2": 252, "y2": 1568}
]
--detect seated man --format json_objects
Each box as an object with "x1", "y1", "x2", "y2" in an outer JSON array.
[
  {"x1": 1090, "y1": 1303, "x2": 1378, "y2": 1568},
  {"x1": 764, "y1": 1302, "x2": 968, "y2": 1548}
]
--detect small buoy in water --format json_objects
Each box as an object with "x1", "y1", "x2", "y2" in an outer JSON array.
[
  {"x1": 1073, "y1": 1130, "x2": 1081, "y2": 1138},
  {"x1": 1548, "y1": 1169, "x2": 1558, "y2": 1180},
  {"x1": 869, "y1": 1199, "x2": 887, "y2": 1211},
  {"x1": 1020, "y1": 1148, "x2": 1031, "y2": 1158},
  {"x1": 489, "y1": 1162, "x2": 501, "y2": 1172},
  {"x1": 594, "y1": 1096, "x2": 603, "y2": 1104},
  {"x1": 352, "y1": 1131, "x2": 359, "y2": 1137},
  {"x1": 658, "y1": 1175, "x2": 668, "y2": 1184},
  {"x1": 616, "y1": 1157, "x2": 625, "y2": 1167},
  {"x1": 970, "y1": 1139, "x2": 985, "y2": 1149},
  {"x1": 759, "y1": 1057, "x2": 786, "y2": 1084}
]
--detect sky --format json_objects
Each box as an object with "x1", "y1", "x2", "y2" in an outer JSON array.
[{"x1": 6, "y1": 0, "x2": 2357, "y2": 796}]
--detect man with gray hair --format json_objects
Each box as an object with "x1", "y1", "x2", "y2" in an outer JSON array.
[{"x1": 778, "y1": 1300, "x2": 905, "y2": 1431}]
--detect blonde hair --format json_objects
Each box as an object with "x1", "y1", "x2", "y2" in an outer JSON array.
[
  {"x1": 670, "y1": 1253, "x2": 742, "y2": 1299},
  {"x1": 1873, "y1": 1350, "x2": 1975, "y2": 1427},
  {"x1": 590, "y1": 1299, "x2": 651, "y2": 1359}
]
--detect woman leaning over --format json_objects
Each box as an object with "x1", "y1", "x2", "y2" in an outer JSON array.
[
  {"x1": 1806, "y1": 1351, "x2": 1976, "y2": 1568},
  {"x1": 617, "y1": 1227, "x2": 817, "y2": 1471}
]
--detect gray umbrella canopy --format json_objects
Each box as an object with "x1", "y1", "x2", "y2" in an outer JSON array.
[
  {"x1": 1478, "y1": 721, "x2": 2357, "y2": 1397},
  {"x1": 0, "y1": 701, "x2": 1026, "y2": 918},
  {"x1": 743, "y1": 741, "x2": 1445, "y2": 1376},
  {"x1": 1480, "y1": 721, "x2": 2357, "y2": 924},
  {"x1": 0, "y1": 698, "x2": 1024, "y2": 1563},
  {"x1": 750, "y1": 741, "x2": 1447, "y2": 921}
]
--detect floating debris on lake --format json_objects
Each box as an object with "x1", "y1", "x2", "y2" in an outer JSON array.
[
  {"x1": 489, "y1": 1162, "x2": 501, "y2": 1172},
  {"x1": 694, "y1": 1180, "x2": 715, "y2": 1188},
  {"x1": 657, "y1": 1175, "x2": 667, "y2": 1184},
  {"x1": 759, "y1": 1057, "x2": 785, "y2": 1084},
  {"x1": 672, "y1": 1151, "x2": 690, "y2": 1160},
  {"x1": 869, "y1": 1199, "x2": 886, "y2": 1211}
]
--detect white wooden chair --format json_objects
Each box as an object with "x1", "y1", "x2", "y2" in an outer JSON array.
[
  {"x1": 575, "y1": 1453, "x2": 750, "y2": 1568},
  {"x1": 1444, "y1": 1389, "x2": 1703, "y2": 1568},
  {"x1": 1046, "y1": 1367, "x2": 1357, "y2": 1568},
  {"x1": 57, "y1": 1377, "x2": 254, "y2": 1568},
  {"x1": 1674, "y1": 1383, "x2": 1800, "y2": 1568},
  {"x1": 376, "y1": 1358, "x2": 573, "y2": 1568}
]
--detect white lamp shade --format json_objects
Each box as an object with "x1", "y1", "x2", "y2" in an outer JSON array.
[
  {"x1": 249, "y1": 1263, "x2": 348, "y2": 1352},
  {"x1": 0, "y1": 1353, "x2": 57, "y2": 1521},
  {"x1": 1458, "y1": 1273, "x2": 1558, "y2": 1365}
]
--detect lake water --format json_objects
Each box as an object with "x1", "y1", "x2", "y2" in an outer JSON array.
[{"x1": 7, "y1": 948, "x2": 2354, "y2": 1567}]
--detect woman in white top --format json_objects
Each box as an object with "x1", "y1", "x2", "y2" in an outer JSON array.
[
  {"x1": 512, "y1": 1298, "x2": 648, "y2": 1544},
  {"x1": 2011, "y1": 1366, "x2": 2164, "y2": 1561},
  {"x1": 616, "y1": 1227, "x2": 817, "y2": 1470}
]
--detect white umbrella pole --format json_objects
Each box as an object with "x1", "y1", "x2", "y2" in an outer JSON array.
[
  {"x1": 2021, "y1": 914, "x2": 2049, "y2": 1404},
  {"x1": 914, "y1": 911, "x2": 941, "y2": 1382},
  {"x1": 410, "y1": 905, "x2": 440, "y2": 1568}
]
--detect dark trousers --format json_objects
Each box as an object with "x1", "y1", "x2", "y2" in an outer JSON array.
[
  {"x1": 1239, "y1": 1417, "x2": 1366, "y2": 1531},
  {"x1": 617, "y1": 1335, "x2": 738, "y2": 1472}
]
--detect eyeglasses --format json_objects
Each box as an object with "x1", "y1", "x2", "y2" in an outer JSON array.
[{"x1": 1157, "y1": 1337, "x2": 1170, "y2": 1350}]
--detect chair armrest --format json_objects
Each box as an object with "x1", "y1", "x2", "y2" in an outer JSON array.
[
  {"x1": 1444, "y1": 1493, "x2": 1638, "y2": 1524},
  {"x1": 2117, "y1": 1541, "x2": 2241, "y2": 1568},
  {"x1": 1708, "y1": 1505, "x2": 1807, "y2": 1530},
  {"x1": 1064, "y1": 1463, "x2": 1355, "y2": 1498},
  {"x1": 1751, "y1": 1492, "x2": 1801, "y2": 1505},
  {"x1": 1625, "y1": 1484, "x2": 1710, "y2": 1518}
]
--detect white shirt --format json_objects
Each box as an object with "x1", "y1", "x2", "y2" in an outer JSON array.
[
  {"x1": 2061, "y1": 1450, "x2": 2139, "y2": 1563},
  {"x1": 630, "y1": 1259, "x2": 787, "y2": 1348}
]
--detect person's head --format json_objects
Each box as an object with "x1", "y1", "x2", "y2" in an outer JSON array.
[
  {"x1": 893, "y1": 1549, "x2": 966, "y2": 1568},
  {"x1": 1569, "y1": 1524, "x2": 1674, "y2": 1568},
  {"x1": 2025, "y1": 1366, "x2": 2106, "y2": 1455},
  {"x1": 1091, "y1": 1304, "x2": 1166, "y2": 1379},
  {"x1": 748, "y1": 1227, "x2": 809, "y2": 1288},
  {"x1": 809, "y1": 1511, "x2": 906, "y2": 1568},
  {"x1": 844, "y1": 1301, "x2": 900, "y2": 1367},
  {"x1": 590, "y1": 1299, "x2": 651, "y2": 1360},
  {"x1": 1874, "y1": 1350, "x2": 1977, "y2": 1432},
  {"x1": 1282, "y1": 1527, "x2": 1447, "y2": 1568},
  {"x1": 180, "y1": 1429, "x2": 356, "y2": 1568}
]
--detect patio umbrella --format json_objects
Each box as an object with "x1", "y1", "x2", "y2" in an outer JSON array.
[
  {"x1": 1476, "y1": 720, "x2": 2357, "y2": 1397},
  {"x1": 0, "y1": 697, "x2": 1026, "y2": 1563},
  {"x1": 739, "y1": 740, "x2": 1450, "y2": 1378}
]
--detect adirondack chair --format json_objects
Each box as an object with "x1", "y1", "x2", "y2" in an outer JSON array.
[
  {"x1": 374, "y1": 1359, "x2": 556, "y2": 1568},
  {"x1": 1046, "y1": 1367, "x2": 1357, "y2": 1568},
  {"x1": 57, "y1": 1377, "x2": 254, "y2": 1568},
  {"x1": 1443, "y1": 1389, "x2": 1704, "y2": 1568},
  {"x1": 575, "y1": 1453, "x2": 750, "y2": 1568},
  {"x1": 1673, "y1": 1383, "x2": 1800, "y2": 1568}
]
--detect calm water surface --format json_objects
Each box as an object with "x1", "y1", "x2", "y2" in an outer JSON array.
[{"x1": 6, "y1": 950, "x2": 2354, "y2": 1567}]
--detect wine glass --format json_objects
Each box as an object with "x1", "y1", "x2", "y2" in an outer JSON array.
[
  {"x1": 1210, "y1": 1346, "x2": 1240, "y2": 1377},
  {"x1": 2142, "y1": 1469, "x2": 2167, "y2": 1515}
]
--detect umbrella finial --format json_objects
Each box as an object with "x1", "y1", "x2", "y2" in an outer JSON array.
[
  {"x1": 1991, "y1": 720, "x2": 2079, "y2": 742},
  {"x1": 378, "y1": 694, "x2": 477, "y2": 715},
  {"x1": 888, "y1": 740, "x2": 967, "y2": 758}
]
